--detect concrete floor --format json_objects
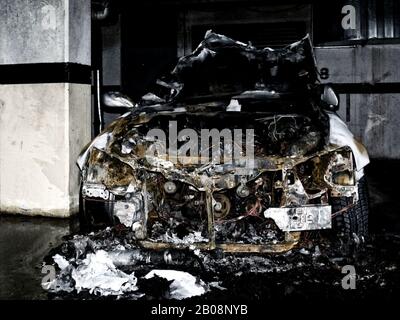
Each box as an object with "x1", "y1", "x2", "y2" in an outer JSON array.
[
  {"x1": 0, "y1": 159, "x2": 399, "y2": 300},
  {"x1": 0, "y1": 216, "x2": 78, "y2": 299}
]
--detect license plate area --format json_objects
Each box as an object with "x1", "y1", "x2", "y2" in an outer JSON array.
[{"x1": 264, "y1": 205, "x2": 332, "y2": 232}]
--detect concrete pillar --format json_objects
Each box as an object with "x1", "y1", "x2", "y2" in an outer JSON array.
[{"x1": 0, "y1": 0, "x2": 92, "y2": 217}]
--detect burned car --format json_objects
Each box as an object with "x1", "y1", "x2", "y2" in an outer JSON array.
[{"x1": 77, "y1": 32, "x2": 369, "y2": 253}]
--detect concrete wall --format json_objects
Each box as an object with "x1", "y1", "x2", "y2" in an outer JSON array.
[
  {"x1": 335, "y1": 93, "x2": 400, "y2": 159},
  {"x1": 315, "y1": 45, "x2": 400, "y2": 84},
  {"x1": 0, "y1": 0, "x2": 92, "y2": 217},
  {"x1": 0, "y1": 0, "x2": 90, "y2": 65},
  {"x1": 315, "y1": 45, "x2": 400, "y2": 159},
  {"x1": 0, "y1": 84, "x2": 91, "y2": 217}
]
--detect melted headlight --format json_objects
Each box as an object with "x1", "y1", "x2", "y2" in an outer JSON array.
[{"x1": 85, "y1": 148, "x2": 136, "y2": 189}]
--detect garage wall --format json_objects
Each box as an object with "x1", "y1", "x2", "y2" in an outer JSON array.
[
  {"x1": 316, "y1": 45, "x2": 400, "y2": 159},
  {"x1": 177, "y1": 3, "x2": 312, "y2": 55},
  {"x1": 335, "y1": 93, "x2": 400, "y2": 159},
  {"x1": 0, "y1": 83, "x2": 91, "y2": 217},
  {"x1": 315, "y1": 45, "x2": 400, "y2": 84},
  {"x1": 0, "y1": 0, "x2": 92, "y2": 217},
  {"x1": 0, "y1": 0, "x2": 90, "y2": 65}
]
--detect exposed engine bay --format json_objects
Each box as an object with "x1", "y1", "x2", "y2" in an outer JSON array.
[{"x1": 77, "y1": 32, "x2": 369, "y2": 253}]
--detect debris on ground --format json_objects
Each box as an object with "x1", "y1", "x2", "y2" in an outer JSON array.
[
  {"x1": 42, "y1": 226, "x2": 400, "y2": 301},
  {"x1": 144, "y1": 269, "x2": 206, "y2": 300}
]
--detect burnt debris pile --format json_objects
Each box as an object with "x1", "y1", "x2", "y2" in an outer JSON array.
[{"x1": 43, "y1": 227, "x2": 400, "y2": 300}]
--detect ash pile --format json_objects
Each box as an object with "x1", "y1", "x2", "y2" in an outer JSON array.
[{"x1": 42, "y1": 226, "x2": 400, "y2": 301}]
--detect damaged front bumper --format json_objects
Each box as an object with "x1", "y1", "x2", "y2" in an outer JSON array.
[
  {"x1": 81, "y1": 190, "x2": 327, "y2": 253},
  {"x1": 264, "y1": 205, "x2": 331, "y2": 232},
  {"x1": 138, "y1": 232, "x2": 301, "y2": 254}
]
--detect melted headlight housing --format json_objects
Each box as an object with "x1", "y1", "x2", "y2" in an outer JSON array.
[{"x1": 85, "y1": 148, "x2": 136, "y2": 190}]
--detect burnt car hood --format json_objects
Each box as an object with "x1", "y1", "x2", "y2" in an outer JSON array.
[
  {"x1": 170, "y1": 31, "x2": 318, "y2": 102},
  {"x1": 77, "y1": 107, "x2": 336, "y2": 193}
]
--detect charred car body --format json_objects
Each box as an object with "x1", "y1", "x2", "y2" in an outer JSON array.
[{"x1": 77, "y1": 32, "x2": 370, "y2": 253}]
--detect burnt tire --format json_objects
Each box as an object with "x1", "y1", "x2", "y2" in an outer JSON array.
[{"x1": 331, "y1": 176, "x2": 369, "y2": 238}]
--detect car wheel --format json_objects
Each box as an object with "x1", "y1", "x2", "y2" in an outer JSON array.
[{"x1": 331, "y1": 176, "x2": 369, "y2": 238}]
